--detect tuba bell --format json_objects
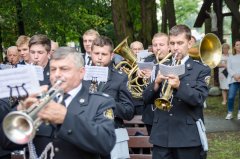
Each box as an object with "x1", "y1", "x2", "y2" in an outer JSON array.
[
  {"x1": 188, "y1": 33, "x2": 222, "y2": 69},
  {"x1": 154, "y1": 33, "x2": 222, "y2": 111},
  {"x1": 2, "y1": 80, "x2": 64, "y2": 144}
]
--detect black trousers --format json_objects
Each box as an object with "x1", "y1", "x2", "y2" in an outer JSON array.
[{"x1": 152, "y1": 145, "x2": 207, "y2": 159}]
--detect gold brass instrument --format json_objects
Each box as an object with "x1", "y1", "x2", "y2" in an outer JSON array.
[
  {"x1": 114, "y1": 37, "x2": 137, "y2": 74},
  {"x1": 154, "y1": 33, "x2": 222, "y2": 111},
  {"x1": 3, "y1": 80, "x2": 64, "y2": 144},
  {"x1": 114, "y1": 37, "x2": 147, "y2": 98},
  {"x1": 188, "y1": 33, "x2": 222, "y2": 69}
]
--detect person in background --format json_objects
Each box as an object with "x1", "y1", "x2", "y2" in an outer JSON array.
[
  {"x1": 16, "y1": 35, "x2": 31, "y2": 65},
  {"x1": 29, "y1": 34, "x2": 51, "y2": 85},
  {"x1": 218, "y1": 43, "x2": 230, "y2": 105},
  {"x1": 141, "y1": 32, "x2": 170, "y2": 135},
  {"x1": 89, "y1": 36, "x2": 134, "y2": 159},
  {"x1": 6, "y1": 46, "x2": 19, "y2": 67},
  {"x1": 82, "y1": 29, "x2": 100, "y2": 65},
  {"x1": 143, "y1": 24, "x2": 210, "y2": 159},
  {"x1": 50, "y1": 40, "x2": 59, "y2": 57},
  {"x1": 225, "y1": 39, "x2": 240, "y2": 120},
  {"x1": 130, "y1": 41, "x2": 144, "y2": 55}
]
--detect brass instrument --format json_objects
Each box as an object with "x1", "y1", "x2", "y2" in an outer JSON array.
[
  {"x1": 154, "y1": 33, "x2": 222, "y2": 111},
  {"x1": 114, "y1": 37, "x2": 137, "y2": 74},
  {"x1": 188, "y1": 33, "x2": 222, "y2": 69},
  {"x1": 3, "y1": 80, "x2": 64, "y2": 144},
  {"x1": 113, "y1": 37, "x2": 147, "y2": 98}
]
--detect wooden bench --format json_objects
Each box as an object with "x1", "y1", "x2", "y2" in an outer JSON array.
[
  {"x1": 124, "y1": 115, "x2": 152, "y2": 159},
  {"x1": 128, "y1": 136, "x2": 152, "y2": 159}
]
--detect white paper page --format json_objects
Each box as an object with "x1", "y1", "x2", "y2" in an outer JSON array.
[
  {"x1": 0, "y1": 64, "x2": 13, "y2": 69},
  {"x1": 84, "y1": 66, "x2": 108, "y2": 82},
  {"x1": 159, "y1": 64, "x2": 185, "y2": 76},
  {"x1": 137, "y1": 62, "x2": 155, "y2": 71},
  {"x1": 17, "y1": 64, "x2": 44, "y2": 81},
  {"x1": 137, "y1": 50, "x2": 153, "y2": 62},
  {"x1": 0, "y1": 66, "x2": 41, "y2": 98}
]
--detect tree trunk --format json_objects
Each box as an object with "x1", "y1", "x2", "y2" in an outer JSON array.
[
  {"x1": 161, "y1": 0, "x2": 168, "y2": 33},
  {"x1": 15, "y1": 0, "x2": 25, "y2": 35},
  {"x1": 140, "y1": 0, "x2": 158, "y2": 48},
  {"x1": 111, "y1": 0, "x2": 134, "y2": 44},
  {"x1": 166, "y1": 0, "x2": 176, "y2": 30},
  {"x1": 231, "y1": 0, "x2": 240, "y2": 44}
]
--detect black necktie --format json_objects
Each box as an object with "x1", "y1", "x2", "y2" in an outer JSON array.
[
  {"x1": 87, "y1": 56, "x2": 91, "y2": 65},
  {"x1": 60, "y1": 93, "x2": 70, "y2": 107}
]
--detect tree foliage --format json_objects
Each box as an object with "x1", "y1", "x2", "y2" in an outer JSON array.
[{"x1": 0, "y1": 0, "x2": 113, "y2": 48}]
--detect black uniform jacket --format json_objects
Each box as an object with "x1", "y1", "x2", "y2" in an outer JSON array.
[
  {"x1": 84, "y1": 64, "x2": 134, "y2": 128},
  {"x1": 143, "y1": 57, "x2": 211, "y2": 147},
  {"x1": 0, "y1": 99, "x2": 11, "y2": 157},
  {"x1": 142, "y1": 54, "x2": 157, "y2": 125},
  {"x1": 39, "y1": 61, "x2": 51, "y2": 86},
  {"x1": 0, "y1": 85, "x2": 116, "y2": 159}
]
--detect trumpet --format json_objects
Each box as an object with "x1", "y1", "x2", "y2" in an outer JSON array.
[
  {"x1": 2, "y1": 80, "x2": 64, "y2": 144},
  {"x1": 154, "y1": 59, "x2": 180, "y2": 111}
]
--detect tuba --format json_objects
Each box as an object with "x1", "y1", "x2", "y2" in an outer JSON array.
[
  {"x1": 3, "y1": 80, "x2": 64, "y2": 144},
  {"x1": 154, "y1": 33, "x2": 222, "y2": 111},
  {"x1": 114, "y1": 37, "x2": 148, "y2": 98}
]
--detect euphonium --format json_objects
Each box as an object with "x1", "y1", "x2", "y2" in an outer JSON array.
[
  {"x1": 113, "y1": 37, "x2": 147, "y2": 98},
  {"x1": 3, "y1": 80, "x2": 64, "y2": 144},
  {"x1": 114, "y1": 37, "x2": 136, "y2": 74}
]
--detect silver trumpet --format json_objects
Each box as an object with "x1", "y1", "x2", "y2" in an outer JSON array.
[{"x1": 3, "y1": 80, "x2": 64, "y2": 145}]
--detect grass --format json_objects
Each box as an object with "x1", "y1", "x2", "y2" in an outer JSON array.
[{"x1": 205, "y1": 94, "x2": 240, "y2": 159}]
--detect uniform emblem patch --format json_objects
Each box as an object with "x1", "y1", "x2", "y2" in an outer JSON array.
[
  {"x1": 103, "y1": 108, "x2": 114, "y2": 120},
  {"x1": 205, "y1": 76, "x2": 211, "y2": 86}
]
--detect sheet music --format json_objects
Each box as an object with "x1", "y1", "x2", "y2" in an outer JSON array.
[
  {"x1": 18, "y1": 64, "x2": 44, "y2": 81},
  {"x1": 84, "y1": 66, "x2": 108, "y2": 82},
  {"x1": 0, "y1": 64, "x2": 13, "y2": 69},
  {"x1": 137, "y1": 50, "x2": 153, "y2": 62},
  {"x1": 159, "y1": 64, "x2": 185, "y2": 76},
  {"x1": 137, "y1": 62, "x2": 155, "y2": 71},
  {"x1": 0, "y1": 66, "x2": 41, "y2": 98}
]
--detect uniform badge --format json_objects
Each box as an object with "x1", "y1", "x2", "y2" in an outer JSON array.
[
  {"x1": 79, "y1": 99, "x2": 85, "y2": 103},
  {"x1": 103, "y1": 108, "x2": 114, "y2": 120},
  {"x1": 205, "y1": 76, "x2": 211, "y2": 86}
]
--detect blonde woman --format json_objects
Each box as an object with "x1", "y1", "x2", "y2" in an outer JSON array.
[{"x1": 218, "y1": 43, "x2": 230, "y2": 105}]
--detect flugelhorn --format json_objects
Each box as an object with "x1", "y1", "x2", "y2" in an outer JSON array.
[{"x1": 3, "y1": 80, "x2": 64, "y2": 144}]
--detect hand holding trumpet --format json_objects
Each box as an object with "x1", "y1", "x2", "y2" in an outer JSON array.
[{"x1": 154, "y1": 72, "x2": 180, "y2": 92}]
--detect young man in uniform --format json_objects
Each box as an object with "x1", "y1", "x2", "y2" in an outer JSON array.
[
  {"x1": 143, "y1": 24, "x2": 210, "y2": 159},
  {"x1": 89, "y1": 36, "x2": 134, "y2": 159}
]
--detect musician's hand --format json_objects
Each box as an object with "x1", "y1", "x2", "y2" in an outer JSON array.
[
  {"x1": 17, "y1": 97, "x2": 39, "y2": 111},
  {"x1": 167, "y1": 74, "x2": 180, "y2": 89},
  {"x1": 38, "y1": 101, "x2": 67, "y2": 124},
  {"x1": 142, "y1": 69, "x2": 152, "y2": 79},
  {"x1": 137, "y1": 69, "x2": 145, "y2": 78},
  {"x1": 154, "y1": 72, "x2": 168, "y2": 91}
]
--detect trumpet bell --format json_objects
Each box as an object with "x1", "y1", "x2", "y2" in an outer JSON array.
[
  {"x1": 154, "y1": 98, "x2": 172, "y2": 111},
  {"x1": 188, "y1": 33, "x2": 222, "y2": 69},
  {"x1": 3, "y1": 111, "x2": 35, "y2": 144}
]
